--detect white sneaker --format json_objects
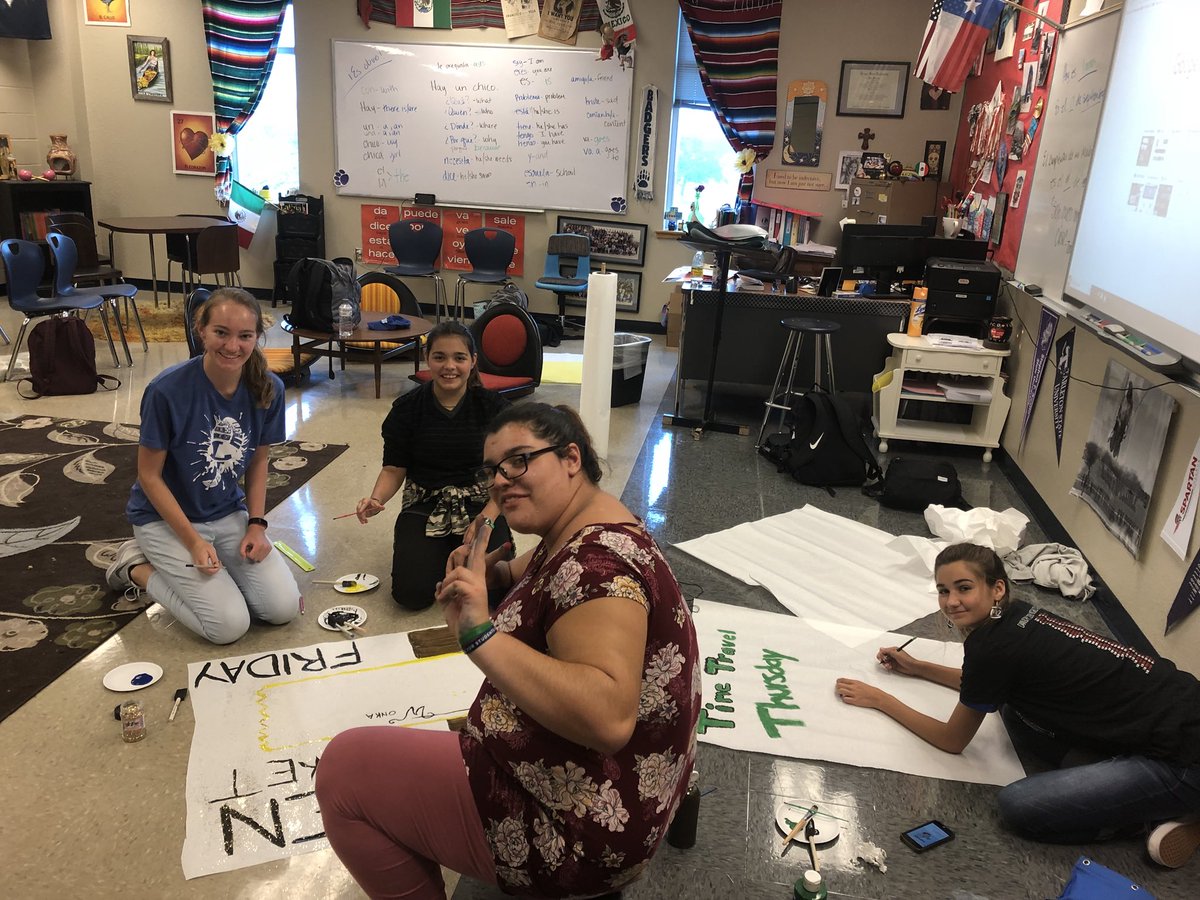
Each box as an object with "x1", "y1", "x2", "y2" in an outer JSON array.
[
  {"x1": 105, "y1": 539, "x2": 148, "y2": 592},
  {"x1": 1147, "y1": 818, "x2": 1200, "y2": 868}
]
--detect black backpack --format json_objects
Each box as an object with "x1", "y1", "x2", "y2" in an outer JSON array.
[
  {"x1": 864, "y1": 457, "x2": 969, "y2": 511},
  {"x1": 486, "y1": 282, "x2": 529, "y2": 310},
  {"x1": 17, "y1": 316, "x2": 120, "y2": 399},
  {"x1": 285, "y1": 257, "x2": 361, "y2": 331},
  {"x1": 759, "y1": 388, "x2": 881, "y2": 488}
]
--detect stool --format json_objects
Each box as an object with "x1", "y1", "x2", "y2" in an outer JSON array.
[{"x1": 756, "y1": 317, "x2": 839, "y2": 447}]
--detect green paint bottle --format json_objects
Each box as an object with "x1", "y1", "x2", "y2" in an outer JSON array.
[{"x1": 793, "y1": 869, "x2": 827, "y2": 900}]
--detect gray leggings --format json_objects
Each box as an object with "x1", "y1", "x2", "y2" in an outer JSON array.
[{"x1": 134, "y1": 512, "x2": 300, "y2": 644}]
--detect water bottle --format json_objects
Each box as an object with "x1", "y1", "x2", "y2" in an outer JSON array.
[
  {"x1": 793, "y1": 869, "x2": 827, "y2": 900},
  {"x1": 690, "y1": 250, "x2": 705, "y2": 284},
  {"x1": 666, "y1": 769, "x2": 700, "y2": 848},
  {"x1": 336, "y1": 300, "x2": 355, "y2": 338}
]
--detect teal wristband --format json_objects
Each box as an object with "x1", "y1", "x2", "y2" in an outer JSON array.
[
  {"x1": 459, "y1": 621, "x2": 493, "y2": 647},
  {"x1": 462, "y1": 624, "x2": 498, "y2": 655}
]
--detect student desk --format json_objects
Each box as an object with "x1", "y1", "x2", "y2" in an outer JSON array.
[
  {"x1": 97, "y1": 215, "x2": 224, "y2": 307},
  {"x1": 281, "y1": 310, "x2": 432, "y2": 399},
  {"x1": 672, "y1": 287, "x2": 908, "y2": 419}
]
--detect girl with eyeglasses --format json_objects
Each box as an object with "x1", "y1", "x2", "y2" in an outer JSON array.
[
  {"x1": 835, "y1": 542, "x2": 1200, "y2": 867},
  {"x1": 319, "y1": 403, "x2": 700, "y2": 898},
  {"x1": 355, "y1": 321, "x2": 511, "y2": 610}
]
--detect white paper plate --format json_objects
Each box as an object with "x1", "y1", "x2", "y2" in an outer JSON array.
[
  {"x1": 318, "y1": 605, "x2": 368, "y2": 631},
  {"x1": 103, "y1": 662, "x2": 163, "y2": 692},
  {"x1": 775, "y1": 802, "x2": 842, "y2": 845},
  {"x1": 333, "y1": 573, "x2": 380, "y2": 594}
]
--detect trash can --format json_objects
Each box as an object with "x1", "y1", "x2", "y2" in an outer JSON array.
[{"x1": 611, "y1": 333, "x2": 651, "y2": 407}]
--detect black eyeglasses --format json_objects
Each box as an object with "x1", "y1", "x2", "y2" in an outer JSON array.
[{"x1": 475, "y1": 445, "x2": 564, "y2": 487}]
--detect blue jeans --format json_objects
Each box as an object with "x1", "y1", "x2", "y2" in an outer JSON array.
[{"x1": 997, "y1": 706, "x2": 1200, "y2": 842}]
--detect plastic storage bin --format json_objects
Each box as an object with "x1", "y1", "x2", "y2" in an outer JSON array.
[{"x1": 611, "y1": 333, "x2": 651, "y2": 407}]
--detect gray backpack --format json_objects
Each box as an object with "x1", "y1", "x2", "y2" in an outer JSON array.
[
  {"x1": 286, "y1": 257, "x2": 361, "y2": 331},
  {"x1": 486, "y1": 283, "x2": 529, "y2": 310}
]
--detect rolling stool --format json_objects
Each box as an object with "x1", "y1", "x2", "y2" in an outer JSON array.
[{"x1": 755, "y1": 317, "x2": 839, "y2": 447}]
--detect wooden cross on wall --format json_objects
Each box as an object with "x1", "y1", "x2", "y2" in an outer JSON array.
[{"x1": 858, "y1": 128, "x2": 875, "y2": 150}]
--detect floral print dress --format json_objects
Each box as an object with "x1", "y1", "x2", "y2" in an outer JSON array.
[{"x1": 459, "y1": 522, "x2": 700, "y2": 897}]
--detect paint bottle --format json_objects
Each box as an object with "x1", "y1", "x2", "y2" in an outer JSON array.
[
  {"x1": 120, "y1": 699, "x2": 146, "y2": 743},
  {"x1": 793, "y1": 869, "x2": 827, "y2": 900},
  {"x1": 666, "y1": 769, "x2": 700, "y2": 849}
]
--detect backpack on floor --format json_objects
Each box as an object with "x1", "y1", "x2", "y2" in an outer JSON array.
[
  {"x1": 486, "y1": 282, "x2": 529, "y2": 310},
  {"x1": 864, "y1": 457, "x2": 968, "y2": 511},
  {"x1": 17, "y1": 316, "x2": 120, "y2": 399},
  {"x1": 285, "y1": 257, "x2": 361, "y2": 331},
  {"x1": 759, "y1": 388, "x2": 881, "y2": 488}
]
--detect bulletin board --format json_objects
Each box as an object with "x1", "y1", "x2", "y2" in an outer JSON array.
[{"x1": 945, "y1": 0, "x2": 1068, "y2": 272}]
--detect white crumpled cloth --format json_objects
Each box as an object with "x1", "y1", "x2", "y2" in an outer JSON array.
[
  {"x1": 923, "y1": 505, "x2": 1029, "y2": 556},
  {"x1": 1003, "y1": 542, "x2": 1096, "y2": 601}
]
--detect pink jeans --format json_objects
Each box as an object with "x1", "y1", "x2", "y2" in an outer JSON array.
[{"x1": 316, "y1": 727, "x2": 497, "y2": 899}]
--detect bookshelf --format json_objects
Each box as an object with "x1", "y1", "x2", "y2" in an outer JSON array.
[
  {"x1": 273, "y1": 192, "x2": 325, "y2": 306},
  {"x1": 747, "y1": 199, "x2": 822, "y2": 249},
  {"x1": 0, "y1": 179, "x2": 94, "y2": 240}
]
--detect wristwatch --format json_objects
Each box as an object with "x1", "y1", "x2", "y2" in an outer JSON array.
[{"x1": 247, "y1": 516, "x2": 268, "y2": 529}]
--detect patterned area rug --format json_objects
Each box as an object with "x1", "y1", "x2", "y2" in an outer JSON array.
[
  {"x1": 0, "y1": 414, "x2": 346, "y2": 723},
  {"x1": 85, "y1": 303, "x2": 275, "y2": 343}
]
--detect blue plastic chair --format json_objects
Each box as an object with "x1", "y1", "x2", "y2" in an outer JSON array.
[
  {"x1": 0, "y1": 238, "x2": 118, "y2": 382},
  {"x1": 47, "y1": 231, "x2": 146, "y2": 355},
  {"x1": 453, "y1": 227, "x2": 516, "y2": 320},
  {"x1": 534, "y1": 233, "x2": 591, "y2": 331},
  {"x1": 386, "y1": 220, "x2": 447, "y2": 321}
]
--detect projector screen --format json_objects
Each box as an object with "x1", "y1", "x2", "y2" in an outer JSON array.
[{"x1": 1064, "y1": 0, "x2": 1200, "y2": 363}]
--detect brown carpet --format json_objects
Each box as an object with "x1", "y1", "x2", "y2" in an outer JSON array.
[
  {"x1": 86, "y1": 303, "x2": 275, "y2": 343},
  {"x1": 0, "y1": 414, "x2": 345, "y2": 723}
]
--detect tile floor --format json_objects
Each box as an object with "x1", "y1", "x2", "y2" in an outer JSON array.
[{"x1": 0, "y1": 302, "x2": 1195, "y2": 899}]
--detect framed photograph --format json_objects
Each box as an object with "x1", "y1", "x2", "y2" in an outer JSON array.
[
  {"x1": 836, "y1": 61, "x2": 910, "y2": 118},
  {"x1": 924, "y1": 140, "x2": 947, "y2": 179},
  {"x1": 128, "y1": 36, "x2": 172, "y2": 103},
  {"x1": 561, "y1": 267, "x2": 641, "y2": 313},
  {"x1": 170, "y1": 110, "x2": 217, "y2": 177},
  {"x1": 556, "y1": 216, "x2": 647, "y2": 267},
  {"x1": 83, "y1": 0, "x2": 131, "y2": 27},
  {"x1": 834, "y1": 149, "x2": 862, "y2": 190}
]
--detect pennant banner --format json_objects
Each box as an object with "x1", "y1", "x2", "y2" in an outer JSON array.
[
  {"x1": 1161, "y1": 433, "x2": 1200, "y2": 561},
  {"x1": 1020, "y1": 306, "x2": 1059, "y2": 451},
  {"x1": 1051, "y1": 328, "x2": 1075, "y2": 463},
  {"x1": 1167, "y1": 545, "x2": 1200, "y2": 634},
  {"x1": 634, "y1": 86, "x2": 659, "y2": 202}
]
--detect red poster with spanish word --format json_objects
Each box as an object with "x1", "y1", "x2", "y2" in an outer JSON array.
[
  {"x1": 361, "y1": 203, "x2": 400, "y2": 265},
  {"x1": 439, "y1": 208, "x2": 483, "y2": 272},
  {"x1": 484, "y1": 212, "x2": 525, "y2": 277}
]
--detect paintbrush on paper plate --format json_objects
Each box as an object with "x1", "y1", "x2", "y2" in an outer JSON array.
[{"x1": 780, "y1": 804, "x2": 818, "y2": 852}]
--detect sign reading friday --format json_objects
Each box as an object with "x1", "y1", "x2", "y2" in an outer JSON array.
[{"x1": 690, "y1": 600, "x2": 1025, "y2": 786}]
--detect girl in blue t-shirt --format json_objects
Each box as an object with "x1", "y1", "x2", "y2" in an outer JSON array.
[
  {"x1": 835, "y1": 542, "x2": 1200, "y2": 868},
  {"x1": 106, "y1": 288, "x2": 300, "y2": 644}
]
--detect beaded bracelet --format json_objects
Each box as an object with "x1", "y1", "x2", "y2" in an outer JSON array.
[
  {"x1": 459, "y1": 621, "x2": 493, "y2": 647},
  {"x1": 462, "y1": 624, "x2": 498, "y2": 655}
]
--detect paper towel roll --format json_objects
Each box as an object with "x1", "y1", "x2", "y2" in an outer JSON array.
[{"x1": 579, "y1": 271, "x2": 617, "y2": 458}]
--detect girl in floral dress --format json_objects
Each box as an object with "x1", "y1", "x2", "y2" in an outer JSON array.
[{"x1": 318, "y1": 403, "x2": 700, "y2": 899}]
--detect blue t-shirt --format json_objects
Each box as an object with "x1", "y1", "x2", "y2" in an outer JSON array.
[{"x1": 126, "y1": 356, "x2": 286, "y2": 526}]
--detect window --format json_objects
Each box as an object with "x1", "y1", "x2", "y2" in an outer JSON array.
[
  {"x1": 665, "y1": 14, "x2": 741, "y2": 228},
  {"x1": 232, "y1": 3, "x2": 298, "y2": 201}
]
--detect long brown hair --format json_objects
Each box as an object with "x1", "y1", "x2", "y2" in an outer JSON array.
[
  {"x1": 486, "y1": 402, "x2": 604, "y2": 484},
  {"x1": 193, "y1": 287, "x2": 274, "y2": 408},
  {"x1": 425, "y1": 321, "x2": 481, "y2": 388}
]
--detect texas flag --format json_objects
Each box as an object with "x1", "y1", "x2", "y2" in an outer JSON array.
[
  {"x1": 227, "y1": 181, "x2": 265, "y2": 250},
  {"x1": 915, "y1": 0, "x2": 1006, "y2": 92},
  {"x1": 395, "y1": 0, "x2": 451, "y2": 30}
]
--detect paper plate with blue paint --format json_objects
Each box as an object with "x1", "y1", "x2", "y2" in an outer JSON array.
[{"x1": 103, "y1": 662, "x2": 163, "y2": 692}]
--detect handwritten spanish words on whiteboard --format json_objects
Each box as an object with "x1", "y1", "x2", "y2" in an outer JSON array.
[{"x1": 332, "y1": 42, "x2": 634, "y2": 212}]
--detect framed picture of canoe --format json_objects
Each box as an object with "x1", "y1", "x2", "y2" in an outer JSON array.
[{"x1": 128, "y1": 35, "x2": 172, "y2": 103}]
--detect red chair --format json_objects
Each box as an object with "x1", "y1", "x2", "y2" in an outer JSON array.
[{"x1": 410, "y1": 302, "x2": 542, "y2": 398}]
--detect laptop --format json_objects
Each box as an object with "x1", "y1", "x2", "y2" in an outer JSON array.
[{"x1": 817, "y1": 266, "x2": 843, "y2": 296}]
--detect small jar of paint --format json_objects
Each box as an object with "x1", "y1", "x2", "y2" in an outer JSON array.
[
  {"x1": 120, "y1": 699, "x2": 146, "y2": 743},
  {"x1": 793, "y1": 869, "x2": 827, "y2": 900}
]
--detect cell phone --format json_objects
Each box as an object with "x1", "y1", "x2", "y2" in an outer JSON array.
[{"x1": 900, "y1": 820, "x2": 954, "y2": 852}]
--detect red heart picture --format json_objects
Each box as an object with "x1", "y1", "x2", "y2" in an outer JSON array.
[{"x1": 179, "y1": 127, "x2": 209, "y2": 160}]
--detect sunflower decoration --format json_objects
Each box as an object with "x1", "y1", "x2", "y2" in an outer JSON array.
[
  {"x1": 209, "y1": 132, "x2": 234, "y2": 158},
  {"x1": 733, "y1": 147, "x2": 757, "y2": 174}
]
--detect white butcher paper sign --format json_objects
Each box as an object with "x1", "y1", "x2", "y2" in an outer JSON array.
[
  {"x1": 691, "y1": 600, "x2": 1025, "y2": 787},
  {"x1": 181, "y1": 631, "x2": 484, "y2": 879}
]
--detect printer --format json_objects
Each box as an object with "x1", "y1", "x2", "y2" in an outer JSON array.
[{"x1": 922, "y1": 257, "x2": 1001, "y2": 338}]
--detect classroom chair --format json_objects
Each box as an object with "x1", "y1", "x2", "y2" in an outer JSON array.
[
  {"x1": 45, "y1": 231, "x2": 138, "y2": 365},
  {"x1": 386, "y1": 220, "x2": 448, "y2": 321},
  {"x1": 453, "y1": 227, "x2": 516, "y2": 320},
  {"x1": 343, "y1": 271, "x2": 423, "y2": 375},
  {"x1": 410, "y1": 300, "x2": 541, "y2": 398},
  {"x1": 756, "y1": 316, "x2": 840, "y2": 448},
  {"x1": 46, "y1": 220, "x2": 147, "y2": 351},
  {"x1": 534, "y1": 233, "x2": 590, "y2": 336}
]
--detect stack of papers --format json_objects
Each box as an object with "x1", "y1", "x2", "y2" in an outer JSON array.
[
  {"x1": 926, "y1": 333, "x2": 983, "y2": 350},
  {"x1": 937, "y1": 379, "x2": 992, "y2": 402}
]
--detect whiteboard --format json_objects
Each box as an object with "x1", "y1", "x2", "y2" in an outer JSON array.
[
  {"x1": 331, "y1": 41, "x2": 634, "y2": 213},
  {"x1": 1015, "y1": 10, "x2": 1120, "y2": 299}
]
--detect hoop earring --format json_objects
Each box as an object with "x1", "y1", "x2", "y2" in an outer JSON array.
[
  {"x1": 944, "y1": 614, "x2": 955, "y2": 629},
  {"x1": 989, "y1": 603, "x2": 1002, "y2": 620}
]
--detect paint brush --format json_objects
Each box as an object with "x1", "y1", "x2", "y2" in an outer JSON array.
[
  {"x1": 332, "y1": 511, "x2": 359, "y2": 520},
  {"x1": 881, "y1": 636, "x2": 916, "y2": 666},
  {"x1": 780, "y1": 804, "x2": 818, "y2": 851},
  {"x1": 168, "y1": 688, "x2": 188, "y2": 722},
  {"x1": 312, "y1": 579, "x2": 357, "y2": 587}
]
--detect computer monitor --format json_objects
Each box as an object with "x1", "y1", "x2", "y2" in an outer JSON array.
[{"x1": 837, "y1": 223, "x2": 931, "y2": 295}]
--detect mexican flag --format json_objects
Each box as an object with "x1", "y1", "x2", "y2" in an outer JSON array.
[
  {"x1": 227, "y1": 181, "x2": 265, "y2": 249},
  {"x1": 395, "y1": 0, "x2": 450, "y2": 29}
]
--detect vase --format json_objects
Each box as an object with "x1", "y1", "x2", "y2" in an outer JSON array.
[
  {"x1": 46, "y1": 134, "x2": 77, "y2": 177},
  {"x1": 942, "y1": 216, "x2": 962, "y2": 239}
]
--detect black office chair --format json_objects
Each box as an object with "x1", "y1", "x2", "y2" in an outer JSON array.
[
  {"x1": 453, "y1": 228, "x2": 516, "y2": 320},
  {"x1": 386, "y1": 220, "x2": 447, "y2": 321},
  {"x1": 166, "y1": 212, "x2": 225, "y2": 305}
]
